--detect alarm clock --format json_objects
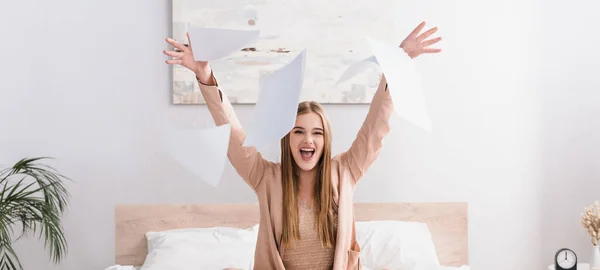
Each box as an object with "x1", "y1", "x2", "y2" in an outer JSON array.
[{"x1": 555, "y1": 248, "x2": 577, "y2": 270}]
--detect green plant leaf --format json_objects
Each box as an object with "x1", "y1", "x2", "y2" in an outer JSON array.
[
  {"x1": 0, "y1": 231, "x2": 23, "y2": 270},
  {"x1": 0, "y1": 157, "x2": 71, "y2": 269}
]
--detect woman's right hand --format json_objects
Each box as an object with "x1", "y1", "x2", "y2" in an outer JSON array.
[{"x1": 164, "y1": 32, "x2": 213, "y2": 84}]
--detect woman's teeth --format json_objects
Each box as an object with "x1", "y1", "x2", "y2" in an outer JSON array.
[{"x1": 300, "y1": 148, "x2": 315, "y2": 159}]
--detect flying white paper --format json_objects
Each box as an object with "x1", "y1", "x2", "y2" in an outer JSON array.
[
  {"x1": 187, "y1": 26, "x2": 260, "y2": 61},
  {"x1": 243, "y1": 49, "x2": 307, "y2": 150},
  {"x1": 366, "y1": 37, "x2": 432, "y2": 131},
  {"x1": 336, "y1": 56, "x2": 379, "y2": 84},
  {"x1": 163, "y1": 124, "x2": 231, "y2": 188}
]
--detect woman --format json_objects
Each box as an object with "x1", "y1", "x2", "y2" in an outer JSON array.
[{"x1": 163, "y1": 21, "x2": 441, "y2": 270}]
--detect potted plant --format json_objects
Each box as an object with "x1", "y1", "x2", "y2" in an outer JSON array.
[
  {"x1": 581, "y1": 200, "x2": 600, "y2": 269},
  {"x1": 0, "y1": 157, "x2": 71, "y2": 270}
]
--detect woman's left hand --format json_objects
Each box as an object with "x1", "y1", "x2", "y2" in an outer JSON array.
[{"x1": 400, "y1": 21, "x2": 442, "y2": 59}]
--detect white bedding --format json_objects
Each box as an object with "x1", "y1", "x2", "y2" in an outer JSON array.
[
  {"x1": 106, "y1": 220, "x2": 468, "y2": 270},
  {"x1": 101, "y1": 263, "x2": 473, "y2": 269}
]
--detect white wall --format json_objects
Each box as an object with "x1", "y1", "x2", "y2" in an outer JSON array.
[
  {"x1": 536, "y1": 0, "x2": 600, "y2": 266},
  {"x1": 0, "y1": 0, "x2": 599, "y2": 269}
]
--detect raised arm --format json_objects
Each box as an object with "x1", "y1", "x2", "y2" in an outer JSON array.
[
  {"x1": 336, "y1": 21, "x2": 442, "y2": 184},
  {"x1": 336, "y1": 76, "x2": 393, "y2": 183},
  {"x1": 198, "y1": 68, "x2": 274, "y2": 191},
  {"x1": 164, "y1": 34, "x2": 273, "y2": 192}
]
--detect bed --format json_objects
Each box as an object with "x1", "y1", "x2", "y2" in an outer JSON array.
[{"x1": 108, "y1": 202, "x2": 469, "y2": 270}]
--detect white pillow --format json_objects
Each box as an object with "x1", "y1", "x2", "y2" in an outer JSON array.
[
  {"x1": 355, "y1": 220, "x2": 441, "y2": 270},
  {"x1": 139, "y1": 225, "x2": 259, "y2": 270}
]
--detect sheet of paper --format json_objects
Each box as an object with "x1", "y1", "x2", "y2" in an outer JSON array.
[
  {"x1": 163, "y1": 124, "x2": 231, "y2": 188},
  {"x1": 336, "y1": 56, "x2": 379, "y2": 84},
  {"x1": 243, "y1": 49, "x2": 307, "y2": 150},
  {"x1": 366, "y1": 36, "x2": 432, "y2": 131},
  {"x1": 187, "y1": 26, "x2": 260, "y2": 61}
]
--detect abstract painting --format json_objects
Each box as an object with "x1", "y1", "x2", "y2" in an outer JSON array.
[{"x1": 171, "y1": 0, "x2": 405, "y2": 104}]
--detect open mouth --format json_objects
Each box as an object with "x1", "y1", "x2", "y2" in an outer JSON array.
[{"x1": 299, "y1": 147, "x2": 315, "y2": 160}]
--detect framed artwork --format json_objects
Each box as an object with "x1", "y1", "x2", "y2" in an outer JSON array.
[{"x1": 171, "y1": 0, "x2": 401, "y2": 104}]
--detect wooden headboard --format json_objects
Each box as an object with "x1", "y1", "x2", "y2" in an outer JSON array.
[{"x1": 115, "y1": 202, "x2": 468, "y2": 267}]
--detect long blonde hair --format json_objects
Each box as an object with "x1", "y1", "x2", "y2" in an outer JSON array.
[{"x1": 280, "y1": 101, "x2": 336, "y2": 248}]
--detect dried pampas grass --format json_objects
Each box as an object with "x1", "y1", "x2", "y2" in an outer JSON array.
[{"x1": 581, "y1": 201, "x2": 600, "y2": 246}]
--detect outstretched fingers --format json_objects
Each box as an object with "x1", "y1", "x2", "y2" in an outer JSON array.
[
  {"x1": 163, "y1": 40, "x2": 184, "y2": 65},
  {"x1": 422, "y1": 36, "x2": 442, "y2": 47},
  {"x1": 186, "y1": 32, "x2": 193, "y2": 47},
  {"x1": 409, "y1": 21, "x2": 427, "y2": 38},
  {"x1": 163, "y1": 50, "x2": 183, "y2": 58},
  {"x1": 165, "y1": 59, "x2": 183, "y2": 65},
  {"x1": 417, "y1": 27, "x2": 438, "y2": 42},
  {"x1": 422, "y1": 47, "x2": 442, "y2": 54},
  {"x1": 166, "y1": 37, "x2": 187, "y2": 52}
]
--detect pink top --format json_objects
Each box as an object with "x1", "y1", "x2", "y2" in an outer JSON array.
[
  {"x1": 197, "y1": 71, "x2": 393, "y2": 270},
  {"x1": 281, "y1": 200, "x2": 338, "y2": 269}
]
